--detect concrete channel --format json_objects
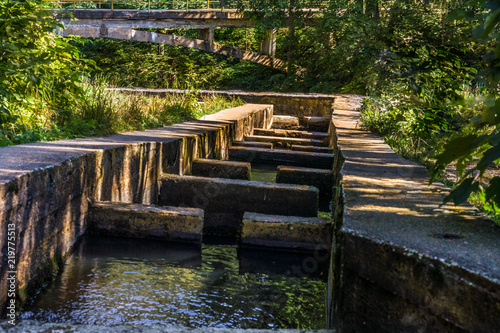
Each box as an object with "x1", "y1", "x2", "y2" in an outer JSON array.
[{"x1": 0, "y1": 91, "x2": 499, "y2": 332}]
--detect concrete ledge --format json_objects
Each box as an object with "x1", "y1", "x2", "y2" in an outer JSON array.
[
  {"x1": 241, "y1": 212, "x2": 332, "y2": 252},
  {"x1": 329, "y1": 104, "x2": 500, "y2": 331},
  {"x1": 272, "y1": 115, "x2": 300, "y2": 129},
  {"x1": 253, "y1": 128, "x2": 329, "y2": 141},
  {"x1": 232, "y1": 141, "x2": 274, "y2": 149},
  {"x1": 229, "y1": 146, "x2": 334, "y2": 169},
  {"x1": 191, "y1": 158, "x2": 250, "y2": 180},
  {"x1": 302, "y1": 116, "x2": 330, "y2": 132},
  {"x1": 245, "y1": 135, "x2": 328, "y2": 147},
  {"x1": 158, "y1": 174, "x2": 319, "y2": 231},
  {"x1": 291, "y1": 145, "x2": 334, "y2": 154},
  {"x1": 276, "y1": 166, "x2": 334, "y2": 209},
  {"x1": 87, "y1": 202, "x2": 203, "y2": 243}
]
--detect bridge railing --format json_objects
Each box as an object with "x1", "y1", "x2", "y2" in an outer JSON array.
[{"x1": 41, "y1": 0, "x2": 329, "y2": 11}]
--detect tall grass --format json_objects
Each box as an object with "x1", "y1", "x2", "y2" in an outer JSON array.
[{"x1": 0, "y1": 77, "x2": 243, "y2": 146}]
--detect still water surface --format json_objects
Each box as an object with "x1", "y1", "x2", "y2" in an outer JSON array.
[{"x1": 22, "y1": 236, "x2": 326, "y2": 329}]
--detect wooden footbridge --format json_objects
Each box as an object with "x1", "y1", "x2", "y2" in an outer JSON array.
[{"x1": 45, "y1": 0, "x2": 327, "y2": 68}]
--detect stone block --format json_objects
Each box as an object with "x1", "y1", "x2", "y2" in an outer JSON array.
[
  {"x1": 87, "y1": 202, "x2": 203, "y2": 244},
  {"x1": 241, "y1": 212, "x2": 332, "y2": 252},
  {"x1": 271, "y1": 115, "x2": 300, "y2": 129},
  {"x1": 302, "y1": 116, "x2": 331, "y2": 132},
  {"x1": 276, "y1": 166, "x2": 334, "y2": 210},
  {"x1": 291, "y1": 145, "x2": 334, "y2": 154},
  {"x1": 244, "y1": 135, "x2": 328, "y2": 148},
  {"x1": 229, "y1": 146, "x2": 334, "y2": 169},
  {"x1": 191, "y1": 158, "x2": 250, "y2": 180},
  {"x1": 232, "y1": 141, "x2": 274, "y2": 149},
  {"x1": 253, "y1": 128, "x2": 329, "y2": 141},
  {"x1": 159, "y1": 174, "x2": 318, "y2": 232}
]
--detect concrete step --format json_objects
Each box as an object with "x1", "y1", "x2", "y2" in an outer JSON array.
[
  {"x1": 271, "y1": 115, "x2": 300, "y2": 129},
  {"x1": 241, "y1": 212, "x2": 333, "y2": 252},
  {"x1": 244, "y1": 134, "x2": 328, "y2": 147},
  {"x1": 87, "y1": 202, "x2": 204, "y2": 243},
  {"x1": 276, "y1": 166, "x2": 335, "y2": 210},
  {"x1": 291, "y1": 144, "x2": 334, "y2": 154},
  {"x1": 253, "y1": 128, "x2": 329, "y2": 140},
  {"x1": 302, "y1": 116, "x2": 331, "y2": 132},
  {"x1": 191, "y1": 158, "x2": 250, "y2": 180},
  {"x1": 229, "y1": 146, "x2": 334, "y2": 169},
  {"x1": 232, "y1": 140, "x2": 274, "y2": 149},
  {"x1": 159, "y1": 174, "x2": 319, "y2": 234}
]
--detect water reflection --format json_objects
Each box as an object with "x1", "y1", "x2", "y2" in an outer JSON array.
[{"x1": 22, "y1": 236, "x2": 326, "y2": 329}]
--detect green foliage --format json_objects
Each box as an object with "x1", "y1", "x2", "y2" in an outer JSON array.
[{"x1": 430, "y1": 0, "x2": 500, "y2": 218}]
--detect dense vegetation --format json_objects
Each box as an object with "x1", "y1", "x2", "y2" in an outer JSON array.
[
  {"x1": 0, "y1": 0, "x2": 498, "y2": 218},
  {"x1": 0, "y1": 0, "x2": 241, "y2": 146}
]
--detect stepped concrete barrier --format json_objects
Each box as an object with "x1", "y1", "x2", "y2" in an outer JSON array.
[
  {"x1": 231, "y1": 141, "x2": 274, "y2": 149},
  {"x1": 328, "y1": 98, "x2": 500, "y2": 331},
  {"x1": 276, "y1": 166, "x2": 334, "y2": 209},
  {"x1": 244, "y1": 134, "x2": 328, "y2": 147},
  {"x1": 158, "y1": 174, "x2": 319, "y2": 233},
  {"x1": 253, "y1": 128, "x2": 329, "y2": 141},
  {"x1": 241, "y1": 212, "x2": 332, "y2": 252},
  {"x1": 0, "y1": 103, "x2": 272, "y2": 313},
  {"x1": 87, "y1": 202, "x2": 204, "y2": 243},
  {"x1": 291, "y1": 145, "x2": 334, "y2": 154},
  {"x1": 229, "y1": 146, "x2": 334, "y2": 169},
  {"x1": 191, "y1": 158, "x2": 251, "y2": 180},
  {"x1": 271, "y1": 115, "x2": 301, "y2": 128},
  {"x1": 301, "y1": 116, "x2": 330, "y2": 132}
]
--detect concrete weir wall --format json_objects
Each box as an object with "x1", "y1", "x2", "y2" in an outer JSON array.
[
  {"x1": 329, "y1": 99, "x2": 500, "y2": 332},
  {"x1": 0, "y1": 103, "x2": 272, "y2": 313},
  {"x1": 111, "y1": 88, "x2": 337, "y2": 117}
]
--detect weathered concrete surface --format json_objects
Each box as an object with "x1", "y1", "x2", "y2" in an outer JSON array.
[
  {"x1": 0, "y1": 320, "x2": 334, "y2": 332},
  {"x1": 271, "y1": 115, "x2": 300, "y2": 128},
  {"x1": 291, "y1": 145, "x2": 334, "y2": 154},
  {"x1": 60, "y1": 9, "x2": 256, "y2": 29},
  {"x1": 302, "y1": 116, "x2": 330, "y2": 132},
  {"x1": 159, "y1": 174, "x2": 318, "y2": 232},
  {"x1": 87, "y1": 202, "x2": 203, "y2": 243},
  {"x1": 111, "y1": 89, "x2": 338, "y2": 117},
  {"x1": 329, "y1": 102, "x2": 500, "y2": 331},
  {"x1": 191, "y1": 158, "x2": 250, "y2": 180},
  {"x1": 253, "y1": 128, "x2": 329, "y2": 141},
  {"x1": 229, "y1": 146, "x2": 334, "y2": 169},
  {"x1": 244, "y1": 135, "x2": 328, "y2": 148},
  {"x1": 232, "y1": 141, "x2": 274, "y2": 149},
  {"x1": 276, "y1": 166, "x2": 334, "y2": 210},
  {"x1": 241, "y1": 212, "x2": 332, "y2": 252},
  {"x1": 0, "y1": 103, "x2": 272, "y2": 313}
]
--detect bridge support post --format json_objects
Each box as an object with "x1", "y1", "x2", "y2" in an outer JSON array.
[
  {"x1": 197, "y1": 28, "x2": 215, "y2": 49},
  {"x1": 259, "y1": 29, "x2": 276, "y2": 58}
]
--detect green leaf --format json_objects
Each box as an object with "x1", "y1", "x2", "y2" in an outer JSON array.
[
  {"x1": 477, "y1": 143, "x2": 500, "y2": 173},
  {"x1": 444, "y1": 178, "x2": 480, "y2": 206}
]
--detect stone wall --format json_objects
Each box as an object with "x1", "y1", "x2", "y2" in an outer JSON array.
[
  {"x1": 328, "y1": 97, "x2": 500, "y2": 332},
  {"x1": 0, "y1": 104, "x2": 273, "y2": 314},
  {"x1": 110, "y1": 88, "x2": 338, "y2": 117}
]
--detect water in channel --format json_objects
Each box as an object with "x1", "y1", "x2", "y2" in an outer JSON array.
[{"x1": 21, "y1": 235, "x2": 327, "y2": 329}]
